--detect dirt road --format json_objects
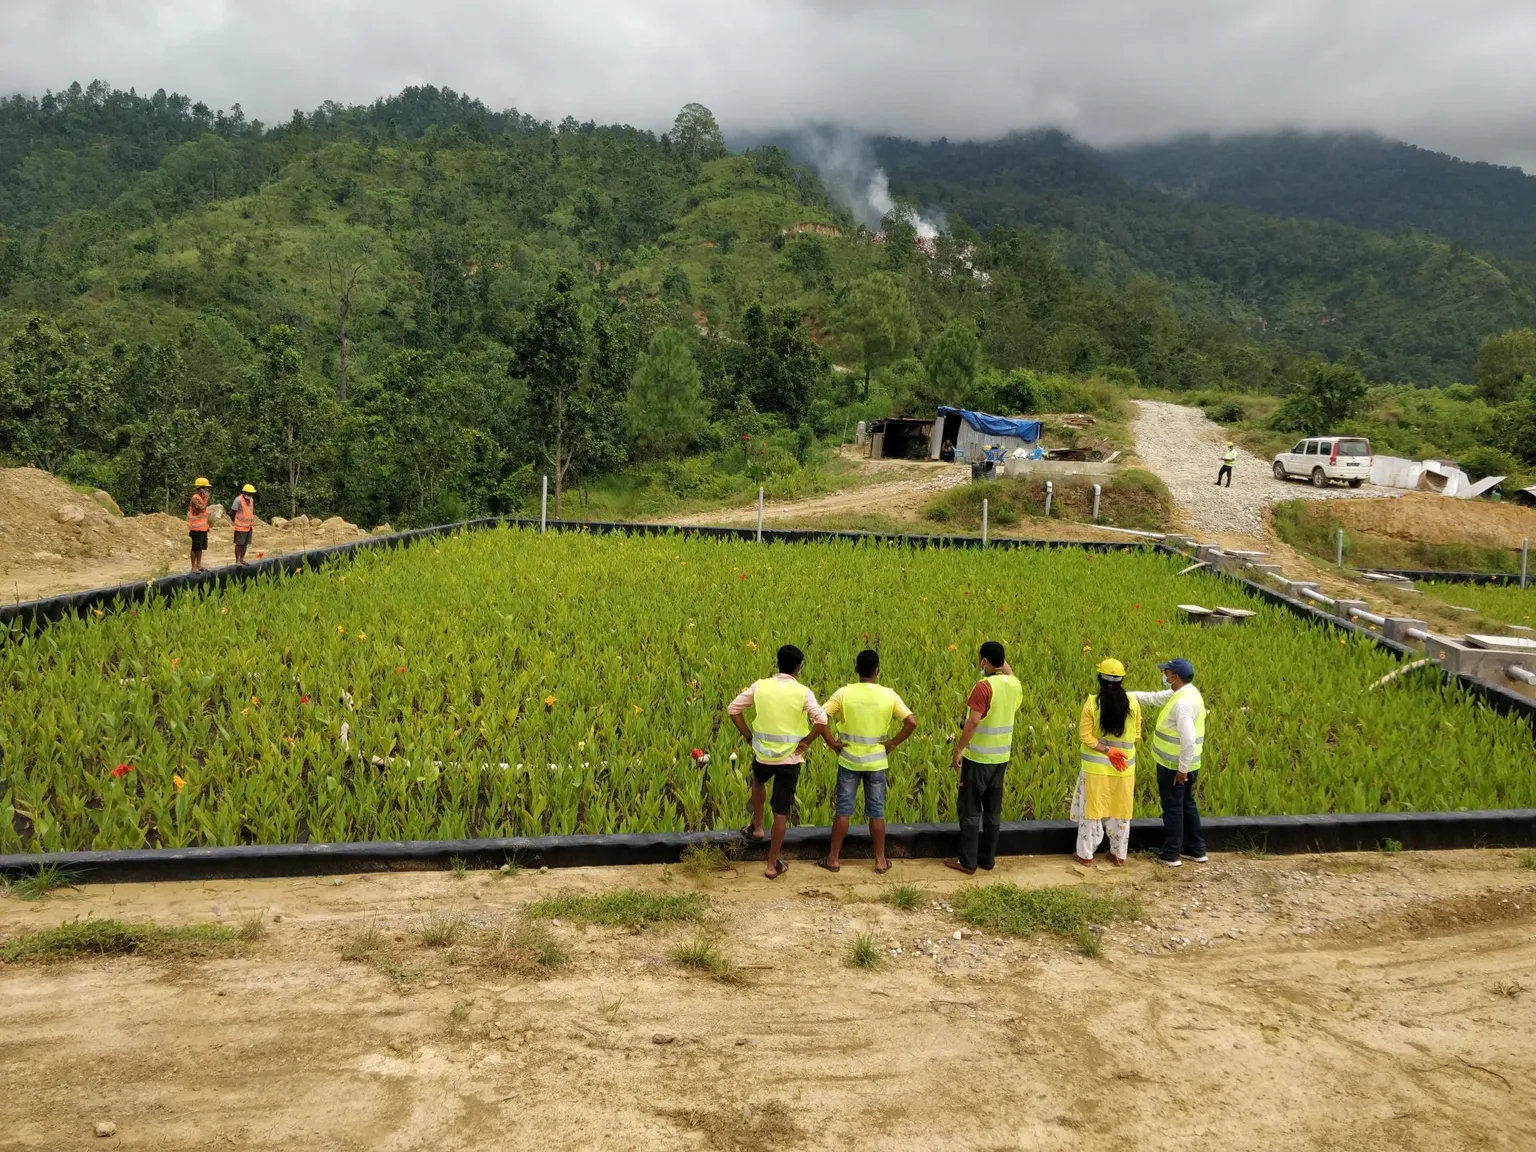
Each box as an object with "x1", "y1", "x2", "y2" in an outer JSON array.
[
  {"x1": 4, "y1": 850, "x2": 1534, "y2": 1150},
  {"x1": 1133, "y1": 401, "x2": 1402, "y2": 540}
]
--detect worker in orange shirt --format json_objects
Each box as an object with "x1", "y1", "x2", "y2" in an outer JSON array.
[
  {"x1": 231, "y1": 483, "x2": 256, "y2": 566},
  {"x1": 187, "y1": 477, "x2": 211, "y2": 572}
]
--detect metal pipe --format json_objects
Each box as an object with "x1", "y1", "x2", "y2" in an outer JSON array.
[
  {"x1": 757, "y1": 487, "x2": 764, "y2": 543},
  {"x1": 1092, "y1": 483, "x2": 1101, "y2": 521},
  {"x1": 1044, "y1": 481, "x2": 1053, "y2": 518},
  {"x1": 1508, "y1": 665, "x2": 1536, "y2": 686},
  {"x1": 1404, "y1": 627, "x2": 1430, "y2": 642},
  {"x1": 982, "y1": 498, "x2": 989, "y2": 545},
  {"x1": 1522, "y1": 538, "x2": 1529, "y2": 589},
  {"x1": 1349, "y1": 608, "x2": 1387, "y2": 626},
  {"x1": 1336, "y1": 527, "x2": 1344, "y2": 567},
  {"x1": 541, "y1": 476, "x2": 548, "y2": 534},
  {"x1": 1299, "y1": 586, "x2": 1336, "y2": 607}
]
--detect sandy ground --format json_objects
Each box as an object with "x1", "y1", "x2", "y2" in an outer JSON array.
[
  {"x1": 1131, "y1": 401, "x2": 1403, "y2": 539},
  {"x1": 1319, "y1": 493, "x2": 1536, "y2": 552},
  {"x1": 4, "y1": 849, "x2": 1535, "y2": 1151},
  {"x1": 0, "y1": 468, "x2": 373, "y2": 604}
]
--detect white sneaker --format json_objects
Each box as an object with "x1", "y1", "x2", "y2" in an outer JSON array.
[
  {"x1": 1158, "y1": 855, "x2": 1183, "y2": 868},
  {"x1": 1181, "y1": 853, "x2": 1209, "y2": 864}
]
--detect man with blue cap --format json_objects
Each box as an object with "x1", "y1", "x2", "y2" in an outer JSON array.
[{"x1": 1129, "y1": 657, "x2": 1207, "y2": 867}]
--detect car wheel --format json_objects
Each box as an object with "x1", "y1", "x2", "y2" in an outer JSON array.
[
  {"x1": 1311, "y1": 467, "x2": 1328, "y2": 489},
  {"x1": 1272, "y1": 461, "x2": 1288, "y2": 481},
  {"x1": 1348, "y1": 479, "x2": 1362, "y2": 489}
]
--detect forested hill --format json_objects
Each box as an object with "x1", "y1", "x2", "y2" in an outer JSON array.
[
  {"x1": 1103, "y1": 132, "x2": 1536, "y2": 265},
  {"x1": 872, "y1": 131, "x2": 1536, "y2": 386}
]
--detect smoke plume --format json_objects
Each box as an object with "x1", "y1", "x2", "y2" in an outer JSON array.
[{"x1": 789, "y1": 125, "x2": 943, "y2": 237}]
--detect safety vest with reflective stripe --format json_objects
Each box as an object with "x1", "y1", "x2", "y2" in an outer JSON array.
[
  {"x1": 750, "y1": 677, "x2": 811, "y2": 763},
  {"x1": 1153, "y1": 684, "x2": 1206, "y2": 772},
  {"x1": 1080, "y1": 694, "x2": 1140, "y2": 777},
  {"x1": 1223, "y1": 447, "x2": 1237, "y2": 465},
  {"x1": 232, "y1": 494, "x2": 254, "y2": 531},
  {"x1": 833, "y1": 682, "x2": 901, "y2": 772},
  {"x1": 187, "y1": 494, "x2": 209, "y2": 532},
  {"x1": 968, "y1": 674, "x2": 1023, "y2": 764}
]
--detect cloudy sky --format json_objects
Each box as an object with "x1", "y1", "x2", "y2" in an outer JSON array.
[{"x1": 7, "y1": 0, "x2": 1536, "y2": 168}]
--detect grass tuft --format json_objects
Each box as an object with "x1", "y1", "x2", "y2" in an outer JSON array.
[
  {"x1": 845, "y1": 931, "x2": 884, "y2": 970},
  {"x1": 1, "y1": 864, "x2": 79, "y2": 902},
  {"x1": 1491, "y1": 980, "x2": 1525, "y2": 1000},
  {"x1": 1519, "y1": 851, "x2": 1536, "y2": 871},
  {"x1": 449, "y1": 856, "x2": 468, "y2": 880},
  {"x1": 880, "y1": 884, "x2": 922, "y2": 911},
  {"x1": 671, "y1": 931, "x2": 741, "y2": 983},
  {"x1": 1380, "y1": 838, "x2": 1405, "y2": 854},
  {"x1": 953, "y1": 884, "x2": 1140, "y2": 940},
  {"x1": 1, "y1": 917, "x2": 237, "y2": 964},
  {"x1": 340, "y1": 919, "x2": 382, "y2": 962},
  {"x1": 525, "y1": 890, "x2": 707, "y2": 931},
  {"x1": 415, "y1": 910, "x2": 466, "y2": 948},
  {"x1": 236, "y1": 910, "x2": 267, "y2": 941},
  {"x1": 1074, "y1": 926, "x2": 1103, "y2": 958},
  {"x1": 677, "y1": 842, "x2": 732, "y2": 881},
  {"x1": 488, "y1": 919, "x2": 569, "y2": 974}
]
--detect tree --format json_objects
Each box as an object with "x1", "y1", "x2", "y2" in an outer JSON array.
[
  {"x1": 1270, "y1": 359, "x2": 1368, "y2": 432},
  {"x1": 253, "y1": 325, "x2": 323, "y2": 517},
  {"x1": 732, "y1": 303, "x2": 825, "y2": 424},
  {"x1": 1474, "y1": 328, "x2": 1535, "y2": 405},
  {"x1": 839, "y1": 273, "x2": 918, "y2": 399},
  {"x1": 314, "y1": 231, "x2": 377, "y2": 401},
  {"x1": 922, "y1": 319, "x2": 982, "y2": 404},
  {"x1": 1497, "y1": 378, "x2": 1536, "y2": 465},
  {"x1": 512, "y1": 275, "x2": 590, "y2": 518},
  {"x1": 0, "y1": 315, "x2": 111, "y2": 474},
  {"x1": 671, "y1": 103, "x2": 725, "y2": 162},
  {"x1": 627, "y1": 328, "x2": 707, "y2": 459}
]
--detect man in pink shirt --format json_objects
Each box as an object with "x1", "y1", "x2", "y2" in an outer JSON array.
[{"x1": 728, "y1": 644, "x2": 829, "y2": 879}]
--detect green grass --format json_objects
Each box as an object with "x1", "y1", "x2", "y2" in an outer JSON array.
[
  {"x1": 1, "y1": 864, "x2": 79, "y2": 901},
  {"x1": 449, "y1": 856, "x2": 468, "y2": 880},
  {"x1": 414, "y1": 911, "x2": 466, "y2": 947},
  {"x1": 1273, "y1": 500, "x2": 1522, "y2": 574},
  {"x1": 845, "y1": 932, "x2": 884, "y2": 970},
  {"x1": 677, "y1": 842, "x2": 733, "y2": 881},
  {"x1": 880, "y1": 884, "x2": 922, "y2": 911},
  {"x1": 923, "y1": 469, "x2": 1173, "y2": 534},
  {"x1": 953, "y1": 884, "x2": 1141, "y2": 939},
  {"x1": 524, "y1": 891, "x2": 708, "y2": 930},
  {"x1": 1, "y1": 917, "x2": 238, "y2": 963},
  {"x1": 340, "y1": 919, "x2": 383, "y2": 961},
  {"x1": 489, "y1": 919, "x2": 569, "y2": 974},
  {"x1": 1380, "y1": 838, "x2": 1405, "y2": 854},
  {"x1": 670, "y1": 931, "x2": 741, "y2": 983},
  {"x1": 1519, "y1": 851, "x2": 1536, "y2": 871},
  {"x1": 1073, "y1": 926, "x2": 1103, "y2": 958}
]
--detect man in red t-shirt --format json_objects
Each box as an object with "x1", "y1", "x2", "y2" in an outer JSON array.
[{"x1": 946, "y1": 640, "x2": 1023, "y2": 875}]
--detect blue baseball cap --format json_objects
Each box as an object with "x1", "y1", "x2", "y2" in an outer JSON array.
[{"x1": 1158, "y1": 657, "x2": 1195, "y2": 681}]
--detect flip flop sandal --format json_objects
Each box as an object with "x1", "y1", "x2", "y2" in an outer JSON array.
[
  {"x1": 873, "y1": 860, "x2": 893, "y2": 874},
  {"x1": 816, "y1": 857, "x2": 840, "y2": 873},
  {"x1": 765, "y1": 859, "x2": 789, "y2": 879},
  {"x1": 740, "y1": 823, "x2": 766, "y2": 842}
]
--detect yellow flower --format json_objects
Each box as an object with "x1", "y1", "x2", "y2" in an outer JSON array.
[
  {"x1": 336, "y1": 625, "x2": 345, "y2": 634},
  {"x1": 947, "y1": 644, "x2": 958, "y2": 651},
  {"x1": 251, "y1": 695, "x2": 259, "y2": 705},
  {"x1": 357, "y1": 632, "x2": 367, "y2": 641},
  {"x1": 92, "y1": 609, "x2": 104, "y2": 617},
  {"x1": 1082, "y1": 644, "x2": 1093, "y2": 652},
  {"x1": 172, "y1": 774, "x2": 186, "y2": 791},
  {"x1": 746, "y1": 641, "x2": 757, "y2": 651},
  {"x1": 544, "y1": 694, "x2": 557, "y2": 707},
  {"x1": 632, "y1": 704, "x2": 643, "y2": 715}
]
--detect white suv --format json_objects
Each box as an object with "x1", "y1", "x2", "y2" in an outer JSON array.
[{"x1": 1272, "y1": 436, "x2": 1373, "y2": 488}]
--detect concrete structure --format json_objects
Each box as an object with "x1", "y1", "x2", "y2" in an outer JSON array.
[{"x1": 1002, "y1": 458, "x2": 1118, "y2": 480}]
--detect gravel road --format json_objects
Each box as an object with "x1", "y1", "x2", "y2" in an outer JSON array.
[{"x1": 1133, "y1": 400, "x2": 1402, "y2": 539}]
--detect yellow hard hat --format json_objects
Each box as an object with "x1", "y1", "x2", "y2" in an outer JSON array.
[
  {"x1": 193, "y1": 477, "x2": 211, "y2": 488},
  {"x1": 1096, "y1": 658, "x2": 1126, "y2": 680},
  {"x1": 1227, "y1": 441, "x2": 1235, "y2": 447},
  {"x1": 242, "y1": 484, "x2": 256, "y2": 494}
]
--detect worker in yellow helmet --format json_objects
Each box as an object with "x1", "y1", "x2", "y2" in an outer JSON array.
[
  {"x1": 1073, "y1": 658, "x2": 1140, "y2": 867},
  {"x1": 231, "y1": 484, "x2": 257, "y2": 566},
  {"x1": 1215, "y1": 441, "x2": 1236, "y2": 488},
  {"x1": 187, "y1": 477, "x2": 211, "y2": 572},
  {"x1": 818, "y1": 648, "x2": 918, "y2": 875}
]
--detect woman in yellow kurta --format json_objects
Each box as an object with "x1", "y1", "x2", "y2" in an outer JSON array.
[{"x1": 1072, "y1": 658, "x2": 1141, "y2": 866}]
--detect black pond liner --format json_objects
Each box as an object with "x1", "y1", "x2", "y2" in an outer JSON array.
[
  {"x1": 3, "y1": 809, "x2": 1533, "y2": 882},
  {"x1": 0, "y1": 519, "x2": 1531, "y2": 882}
]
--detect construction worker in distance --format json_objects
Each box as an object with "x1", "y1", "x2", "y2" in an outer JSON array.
[
  {"x1": 1129, "y1": 657, "x2": 1208, "y2": 867},
  {"x1": 231, "y1": 483, "x2": 256, "y2": 566},
  {"x1": 818, "y1": 648, "x2": 918, "y2": 875},
  {"x1": 1073, "y1": 658, "x2": 1140, "y2": 868},
  {"x1": 727, "y1": 644, "x2": 830, "y2": 880},
  {"x1": 187, "y1": 477, "x2": 211, "y2": 572},
  {"x1": 1215, "y1": 441, "x2": 1236, "y2": 487},
  {"x1": 945, "y1": 640, "x2": 1024, "y2": 876}
]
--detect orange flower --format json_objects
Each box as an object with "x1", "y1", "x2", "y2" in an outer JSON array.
[
  {"x1": 171, "y1": 657, "x2": 181, "y2": 668},
  {"x1": 544, "y1": 694, "x2": 557, "y2": 708},
  {"x1": 250, "y1": 695, "x2": 259, "y2": 705},
  {"x1": 172, "y1": 774, "x2": 186, "y2": 791},
  {"x1": 947, "y1": 644, "x2": 958, "y2": 651}
]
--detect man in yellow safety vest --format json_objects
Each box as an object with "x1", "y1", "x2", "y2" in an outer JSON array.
[
  {"x1": 945, "y1": 640, "x2": 1024, "y2": 875},
  {"x1": 1129, "y1": 657, "x2": 1208, "y2": 867},
  {"x1": 1216, "y1": 442, "x2": 1236, "y2": 487},
  {"x1": 818, "y1": 648, "x2": 918, "y2": 875},
  {"x1": 728, "y1": 644, "x2": 830, "y2": 879}
]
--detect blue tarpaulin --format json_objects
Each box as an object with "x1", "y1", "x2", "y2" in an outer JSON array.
[{"x1": 937, "y1": 407, "x2": 1043, "y2": 442}]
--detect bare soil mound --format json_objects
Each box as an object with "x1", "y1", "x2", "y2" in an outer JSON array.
[
  {"x1": 0, "y1": 468, "x2": 371, "y2": 603},
  {"x1": 1319, "y1": 492, "x2": 1536, "y2": 550}
]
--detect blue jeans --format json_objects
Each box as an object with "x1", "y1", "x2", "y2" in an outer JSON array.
[
  {"x1": 834, "y1": 767, "x2": 887, "y2": 819},
  {"x1": 1156, "y1": 766, "x2": 1205, "y2": 859}
]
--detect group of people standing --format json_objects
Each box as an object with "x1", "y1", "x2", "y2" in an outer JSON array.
[
  {"x1": 729, "y1": 642, "x2": 1209, "y2": 879},
  {"x1": 186, "y1": 478, "x2": 259, "y2": 572}
]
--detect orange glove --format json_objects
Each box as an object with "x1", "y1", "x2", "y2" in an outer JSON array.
[{"x1": 1107, "y1": 749, "x2": 1129, "y2": 772}]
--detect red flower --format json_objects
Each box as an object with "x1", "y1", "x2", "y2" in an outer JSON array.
[
  {"x1": 1132, "y1": 603, "x2": 1141, "y2": 610},
  {"x1": 741, "y1": 433, "x2": 750, "y2": 441},
  {"x1": 299, "y1": 695, "x2": 310, "y2": 704},
  {"x1": 690, "y1": 748, "x2": 705, "y2": 761},
  {"x1": 111, "y1": 763, "x2": 134, "y2": 779},
  {"x1": 737, "y1": 573, "x2": 747, "y2": 580}
]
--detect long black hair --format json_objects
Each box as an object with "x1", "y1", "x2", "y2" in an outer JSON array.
[{"x1": 1097, "y1": 675, "x2": 1130, "y2": 738}]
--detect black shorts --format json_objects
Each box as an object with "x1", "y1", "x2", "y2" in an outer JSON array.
[
  {"x1": 234, "y1": 530, "x2": 252, "y2": 547},
  {"x1": 751, "y1": 760, "x2": 802, "y2": 816},
  {"x1": 189, "y1": 530, "x2": 208, "y2": 551}
]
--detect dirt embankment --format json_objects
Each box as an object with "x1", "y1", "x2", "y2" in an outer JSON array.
[
  {"x1": 1318, "y1": 493, "x2": 1536, "y2": 550},
  {"x1": 0, "y1": 468, "x2": 374, "y2": 603},
  {"x1": 2, "y1": 849, "x2": 1534, "y2": 1150}
]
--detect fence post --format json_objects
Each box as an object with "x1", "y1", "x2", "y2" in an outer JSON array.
[
  {"x1": 1336, "y1": 527, "x2": 1344, "y2": 567},
  {"x1": 1523, "y1": 538, "x2": 1530, "y2": 589},
  {"x1": 757, "y1": 487, "x2": 764, "y2": 544},
  {"x1": 1044, "y1": 481, "x2": 1053, "y2": 518},
  {"x1": 1092, "y1": 483, "x2": 1102, "y2": 521},
  {"x1": 982, "y1": 498, "x2": 989, "y2": 546},
  {"x1": 541, "y1": 476, "x2": 548, "y2": 534}
]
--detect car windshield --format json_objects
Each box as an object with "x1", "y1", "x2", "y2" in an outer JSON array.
[{"x1": 1335, "y1": 439, "x2": 1371, "y2": 457}]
